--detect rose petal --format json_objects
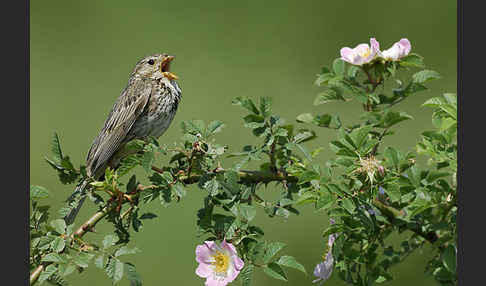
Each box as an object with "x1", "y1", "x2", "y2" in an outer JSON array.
[
  {"x1": 196, "y1": 241, "x2": 215, "y2": 264},
  {"x1": 196, "y1": 262, "x2": 213, "y2": 278},
  {"x1": 205, "y1": 275, "x2": 229, "y2": 286},
  {"x1": 398, "y1": 38, "x2": 411, "y2": 55}
]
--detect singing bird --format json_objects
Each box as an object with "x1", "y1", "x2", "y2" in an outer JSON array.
[{"x1": 64, "y1": 54, "x2": 182, "y2": 224}]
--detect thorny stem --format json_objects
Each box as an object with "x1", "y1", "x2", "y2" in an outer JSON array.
[{"x1": 372, "y1": 198, "x2": 438, "y2": 244}]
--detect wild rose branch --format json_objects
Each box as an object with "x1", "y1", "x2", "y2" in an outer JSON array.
[{"x1": 30, "y1": 37, "x2": 456, "y2": 286}]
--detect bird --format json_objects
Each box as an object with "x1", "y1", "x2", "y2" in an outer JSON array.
[{"x1": 64, "y1": 54, "x2": 182, "y2": 225}]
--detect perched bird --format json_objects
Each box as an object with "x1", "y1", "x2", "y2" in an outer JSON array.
[{"x1": 64, "y1": 54, "x2": 182, "y2": 224}]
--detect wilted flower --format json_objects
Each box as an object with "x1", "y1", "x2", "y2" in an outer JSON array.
[
  {"x1": 355, "y1": 155, "x2": 382, "y2": 185},
  {"x1": 195, "y1": 240, "x2": 244, "y2": 286},
  {"x1": 313, "y1": 219, "x2": 339, "y2": 285},
  {"x1": 378, "y1": 38, "x2": 411, "y2": 61},
  {"x1": 340, "y1": 38, "x2": 380, "y2": 65},
  {"x1": 313, "y1": 252, "x2": 334, "y2": 285}
]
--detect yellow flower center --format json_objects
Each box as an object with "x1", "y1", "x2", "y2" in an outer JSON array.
[
  {"x1": 359, "y1": 48, "x2": 371, "y2": 59},
  {"x1": 211, "y1": 250, "x2": 230, "y2": 274}
]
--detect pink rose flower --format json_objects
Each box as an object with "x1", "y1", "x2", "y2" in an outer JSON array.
[
  {"x1": 379, "y1": 38, "x2": 411, "y2": 61},
  {"x1": 340, "y1": 38, "x2": 380, "y2": 65},
  {"x1": 195, "y1": 240, "x2": 244, "y2": 286}
]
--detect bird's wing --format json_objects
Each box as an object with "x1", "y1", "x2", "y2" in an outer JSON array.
[{"x1": 86, "y1": 77, "x2": 152, "y2": 178}]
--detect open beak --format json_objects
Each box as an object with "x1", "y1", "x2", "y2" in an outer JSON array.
[{"x1": 160, "y1": 55, "x2": 178, "y2": 80}]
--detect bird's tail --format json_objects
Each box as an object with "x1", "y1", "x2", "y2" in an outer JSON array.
[{"x1": 63, "y1": 179, "x2": 89, "y2": 225}]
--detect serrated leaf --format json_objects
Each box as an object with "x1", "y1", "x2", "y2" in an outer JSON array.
[
  {"x1": 296, "y1": 113, "x2": 314, "y2": 124},
  {"x1": 125, "y1": 263, "x2": 143, "y2": 286},
  {"x1": 173, "y1": 183, "x2": 186, "y2": 197},
  {"x1": 106, "y1": 258, "x2": 124, "y2": 283},
  {"x1": 240, "y1": 264, "x2": 254, "y2": 286},
  {"x1": 332, "y1": 58, "x2": 345, "y2": 75},
  {"x1": 263, "y1": 262, "x2": 288, "y2": 281},
  {"x1": 442, "y1": 245, "x2": 456, "y2": 274},
  {"x1": 95, "y1": 255, "x2": 106, "y2": 269},
  {"x1": 314, "y1": 88, "x2": 344, "y2": 105},
  {"x1": 30, "y1": 185, "x2": 50, "y2": 200},
  {"x1": 51, "y1": 237, "x2": 66, "y2": 253},
  {"x1": 232, "y1": 97, "x2": 260, "y2": 114},
  {"x1": 42, "y1": 253, "x2": 66, "y2": 263},
  {"x1": 204, "y1": 179, "x2": 220, "y2": 196},
  {"x1": 50, "y1": 219, "x2": 66, "y2": 234},
  {"x1": 139, "y1": 212, "x2": 157, "y2": 219},
  {"x1": 38, "y1": 264, "x2": 57, "y2": 284},
  {"x1": 73, "y1": 252, "x2": 94, "y2": 268},
  {"x1": 276, "y1": 256, "x2": 307, "y2": 274},
  {"x1": 316, "y1": 192, "x2": 334, "y2": 211},
  {"x1": 384, "y1": 111, "x2": 413, "y2": 128},
  {"x1": 207, "y1": 120, "x2": 225, "y2": 134},
  {"x1": 399, "y1": 53, "x2": 425, "y2": 68},
  {"x1": 51, "y1": 132, "x2": 63, "y2": 162},
  {"x1": 341, "y1": 198, "x2": 355, "y2": 213},
  {"x1": 115, "y1": 246, "x2": 140, "y2": 257},
  {"x1": 260, "y1": 97, "x2": 272, "y2": 118},
  {"x1": 263, "y1": 242, "x2": 286, "y2": 263},
  {"x1": 412, "y1": 70, "x2": 441, "y2": 84},
  {"x1": 240, "y1": 205, "x2": 256, "y2": 221},
  {"x1": 103, "y1": 234, "x2": 119, "y2": 249}
]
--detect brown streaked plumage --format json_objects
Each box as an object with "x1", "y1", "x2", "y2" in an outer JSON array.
[{"x1": 64, "y1": 54, "x2": 182, "y2": 224}]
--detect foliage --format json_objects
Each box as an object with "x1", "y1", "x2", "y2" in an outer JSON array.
[{"x1": 30, "y1": 44, "x2": 456, "y2": 285}]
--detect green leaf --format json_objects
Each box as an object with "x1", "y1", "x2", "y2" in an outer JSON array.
[
  {"x1": 315, "y1": 73, "x2": 334, "y2": 86},
  {"x1": 38, "y1": 264, "x2": 57, "y2": 284},
  {"x1": 412, "y1": 70, "x2": 441, "y2": 84},
  {"x1": 341, "y1": 198, "x2": 355, "y2": 213},
  {"x1": 350, "y1": 125, "x2": 373, "y2": 148},
  {"x1": 30, "y1": 185, "x2": 50, "y2": 200},
  {"x1": 207, "y1": 120, "x2": 225, "y2": 134},
  {"x1": 293, "y1": 130, "x2": 316, "y2": 144},
  {"x1": 347, "y1": 66, "x2": 360, "y2": 78},
  {"x1": 106, "y1": 258, "x2": 124, "y2": 283},
  {"x1": 73, "y1": 252, "x2": 95, "y2": 268},
  {"x1": 296, "y1": 113, "x2": 314, "y2": 124},
  {"x1": 332, "y1": 58, "x2": 345, "y2": 75},
  {"x1": 240, "y1": 264, "x2": 254, "y2": 286},
  {"x1": 232, "y1": 97, "x2": 260, "y2": 114},
  {"x1": 384, "y1": 184, "x2": 401, "y2": 203},
  {"x1": 240, "y1": 205, "x2": 257, "y2": 221},
  {"x1": 263, "y1": 242, "x2": 286, "y2": 263},
  {"x1": 316, "y1": 192, "x2": 334, "y2": 211},
  {"x1": 139, "y1": 212, "x2": 157, "y2": 220},
  {"x1": 115, "y1": 246, "x2": 140, "y2": 257},
  {"x1": 399, "y1": 53, "x2": 425, "y2": 68},
  {"x1": 314, "y1": 88, "x2": 344, "y2": 105},
  {"x1": 94, "y1": 255, "x2": 106, "y2": 269},
  {"x1": 263, "y1": 262, "x2": 288, "y2": 281},
  {"x1": 125, "y1": 263, "x2": 143, "y2": 286},
  {"x1": 383, "y1": 147, "x2": 399, "y2": 168},
  {"x1": 42, "y1": 253, "x2": 66, "y2": 263},
  {"x1": 50, "y1": 219, "x2": 66, "y2": 234},
  {"x1": 204, "y1": 179, "x2": 220, "y2": 196},
  {"x1": 173, "y1": 183, "x2": 186, "y2": 198},
  {"x1": 276, "y1": 256, "x2": 307, "y2": 274},
  {"x1": 51, "y1": 237, "x2": 66, "y2": 253},
  {"x1": 260, "y1": 97, "x2": 272, "y2": 118},
  {"x1": 442, "y1": 245, "x2": 457, "y2": 274},
  {"x1": 103, "y1": 234, "x2": 119, "y2": 249},
  {"x1": 384, "y1": 111, "x2": 413, "y2": 128},
  {"x1": 51, "y1": 132, "x2": 63, "y2": 162}
]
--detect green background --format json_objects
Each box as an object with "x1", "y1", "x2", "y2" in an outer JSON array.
[{"x1": 30, "y1": 0, "x2": 456, "y2": 285}]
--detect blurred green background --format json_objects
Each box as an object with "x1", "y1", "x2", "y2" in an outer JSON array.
[{"x1": 30, "y1": 0, "x2": 456, "y2": 285}]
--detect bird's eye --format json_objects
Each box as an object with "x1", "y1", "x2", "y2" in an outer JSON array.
[{"x1": 147, "y1": 59, "x2": 155, "y2": 65}]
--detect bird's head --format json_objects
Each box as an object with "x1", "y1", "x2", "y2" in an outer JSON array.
[{"x1": 131, "y1": 54, "x2": 178, "y2": 80}]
